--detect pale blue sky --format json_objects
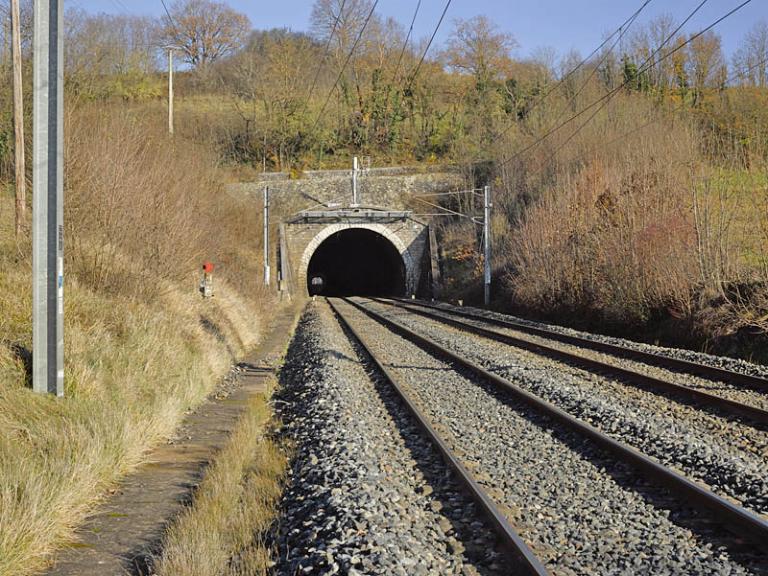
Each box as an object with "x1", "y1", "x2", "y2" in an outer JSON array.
[{"x1": 72, "y1": 0, "x2": 766, "y2": 58}]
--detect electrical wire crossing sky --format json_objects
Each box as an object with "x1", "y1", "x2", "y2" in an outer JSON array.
[{"x1": 75, "y1": 0, "x2": 765, "y2": 58}]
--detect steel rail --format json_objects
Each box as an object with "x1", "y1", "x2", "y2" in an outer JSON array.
[
  {"x1": 372, "y1": 298, "x2": 768, "y2": 427},
  {"x1": 344, "y1": 297, "x2": 768, "y2": 547},
  {"x1": 387, "y1": 297, "x2": 768, "y2": 394},
  {"x1": 326, "y1": 298, "x2": 550, "y2": 576}
]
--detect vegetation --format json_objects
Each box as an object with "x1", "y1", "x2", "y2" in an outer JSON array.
[
  {"x1": 0, "y1": 0, "x2": 767, "y2": 572},
  {"x1": 0, "y1": 89, "x2": 270, "y2": 576},
  {"x1": 154, "y1": 393, "x2": 287, "y2": 576}
]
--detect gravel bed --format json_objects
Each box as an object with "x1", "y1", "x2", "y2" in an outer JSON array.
[
  {"x1": 421, "y1": 299, "x2": 768, "y2": 380},
  {"x1": 400, "y1": 301, "x2": 768, "y2": 413},
  {"x1": 335, "y1": 299, "x2": 766, "y2": 576},
  {"x1": 271, "y1": 302, "x2": 506, "y2": 575},
  {"x1": 362, "y1": 299, "x2": 768, "y2": 517}
]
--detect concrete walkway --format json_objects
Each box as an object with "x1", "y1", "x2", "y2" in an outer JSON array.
[{"x1": 46, "y1": 300, "x2": 304, "y2": 576}]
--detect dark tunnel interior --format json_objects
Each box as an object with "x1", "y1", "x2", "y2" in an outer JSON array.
[{"x1": 307, "y1": 228, "x2": 406, "y2": 296}]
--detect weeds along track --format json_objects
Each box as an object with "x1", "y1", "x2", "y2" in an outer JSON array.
[{"x1": 333, "y1": 297, "x2": 768, "y2": 575}]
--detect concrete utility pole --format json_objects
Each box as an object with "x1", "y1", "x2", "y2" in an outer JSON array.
[
  {"x1": 32, "y1": 0, "x2": 64, "y2": 396},
  {"x1": 263, "y1": 186, "x2": 270, "y2": 286},
  {"x1": 167, "y1": 47, "x2": 174, "y2": 134},
  {"x1": 351, "y1": 156, "x2": 360, "y2": 206},
  {"x1": 11, "y1": 0, "x2": 26, "y2": 237},
  {"x1": 483, "y1": 185, "x2": 492, "y2": 308}
]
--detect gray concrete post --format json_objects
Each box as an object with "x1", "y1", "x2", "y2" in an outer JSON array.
[
  {"x1": 483, "y1": 185, "x2": 491, "y2": 308},
  {"x1": 263, "y1": 186, "x2": 270, "y2": 286},
  {"x1": 32, "y1": 0, "x2": 64, "y2": 396}
]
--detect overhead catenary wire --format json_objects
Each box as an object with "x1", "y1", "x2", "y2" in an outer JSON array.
[
  {"x1": 403, "y1": 0, "x2": 452, "y2": 93},
  {"x1": 306, "y1": 0, "x2": 348, "y2": 105},
  {"x1": 547, "y1": 52, "x2": 768, "y2": 171},
  {"x1": 309, "y1": 0, "x2": 380, "y2": 134},
  {"x1": 496, "y1": 0, "x2": 654, "y2": 142},
  {"x1": 547, "y1": 1, "x2": 648, "y2": 128},
  {"x1": 498, "y1": 0, "x2": 753, "y2": 170},
  {"x1": 391, "y1": 0, "x2": 422, "y2": 84},
  {"x1": 539, "y1": 0, "x2": 751, "y2": 165}
]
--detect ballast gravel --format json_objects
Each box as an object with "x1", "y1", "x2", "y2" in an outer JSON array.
[
  {"x1": 334, "y1": 299, "x2": 766, "y2": 575},
  {"x1": 363, "y1": 299, "x2": 768, "y2": 517},
  {"x1": 407, "y1": 301, "x2": 768, "y2": 413},
  {"x1": 271, "y1": 302, "x2": 505, "y2": 576},
  {"x1": 426, "y1": 299, "x2": 768, "y2": 380}
]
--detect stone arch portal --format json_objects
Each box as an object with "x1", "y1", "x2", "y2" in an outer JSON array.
[{"x1": 298, "y1": 223, "x2": 417, "y2": 296}]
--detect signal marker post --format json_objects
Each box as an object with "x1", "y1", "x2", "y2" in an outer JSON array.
[
  {"x1": 483, "y1": 185, "x2": 492, "y2": 308},
  {"x1": 263, "y1": 186, "x2": 270, "y2": 286},
  {"x1": 32, "y1": 0, "x2": 64, "y2": 396}
]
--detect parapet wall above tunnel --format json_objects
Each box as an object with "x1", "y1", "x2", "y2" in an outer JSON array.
[{"x1": 226, "y1": 166, "x2": 464, "y2": 211}]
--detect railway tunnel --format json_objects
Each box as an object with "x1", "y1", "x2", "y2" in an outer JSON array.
[
  {"x1": 280, "y1": 206, "x2": 436, "y2": 298},
  {"x1": 306, "y1": 228, "x2": 406, "y2": 296}
]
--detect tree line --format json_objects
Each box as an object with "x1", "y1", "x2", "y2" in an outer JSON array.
[{"x1": 2, "y1": 0, "x2": 767, "y2": 176}]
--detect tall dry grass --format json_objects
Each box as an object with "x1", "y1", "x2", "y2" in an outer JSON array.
[
  {"x1": 154, "y1": 394, "x2": 287, "y2": 576},
  {"x1": 494, "y1": 88, "x2": 768, "y2": 351},
  {"x1": 505, "y1": 112, "x2": 700, "y2": 325},
  {"x1": 0, "y1": 105, "x2": 269, "y2": 576}
]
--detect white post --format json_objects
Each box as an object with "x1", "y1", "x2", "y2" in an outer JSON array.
[
  {"x1": 168, "y1": 48, "x2": 174, "y2": 135},
  {"x1": 351, "y1": 156, "x2": 359, "y2": 206},
  {"x1": 263, "y1": 186, "x2": 270, "y2": 286},
  {"x1": 483, "y1": 185, "x2": 492, "y2": 307},
  {"x1": 32, "y1": 0, "x2": 64, "y2": 396}
]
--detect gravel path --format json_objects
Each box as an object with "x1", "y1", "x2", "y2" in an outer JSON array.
[
  {"x1": 398, "y1": 301, "x2": 768, "y2": 413},
  {"x1": 271, "y1": 302, "x2": 507, "y2": 575},
  {"x1": 335, "y1": 299, "x2": 765, "y2": 576},
  {"x1": 422, "y1": 300, "x2": 768, "y2": 380},
  {"x1": 362, "y1": 299, "x2": 768, "y2": 517}
]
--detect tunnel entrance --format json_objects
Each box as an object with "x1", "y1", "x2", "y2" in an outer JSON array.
[{"x1": 306, "y1": 228, "x2": 406, "y2": 296}]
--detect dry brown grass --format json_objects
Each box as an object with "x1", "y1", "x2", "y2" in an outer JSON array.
[
  {"x1": 486, "y1": 87, "x2": 768, "y2": 353},
  {"x1": 505, "y1": 120, "x2": 700, "y2": 325},
  {"x1": 154, "y1": 393, "x2": 287, "y2": 576},
  {"x1": 0, "y1": 104, "x2": 270, "y2": 576}
]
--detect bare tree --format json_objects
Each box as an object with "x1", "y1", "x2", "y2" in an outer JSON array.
[
  {"x1": 687, "y1": 30, "x2": 726, "y2": 100},
  {"x1": 732, "y1": 20, "x2": 768, "y2": 87},
  {"x1": 443, "y1": 15, "x2": 517, "y2": 85},
  {"x1": 160, "y1": 0, "x2": 250, "y2": 67},
  {"x1": 310, "y1": 0, "x2": 375, "y2": 60}
]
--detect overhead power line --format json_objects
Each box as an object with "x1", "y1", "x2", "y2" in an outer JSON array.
[
  {"x1": 497, "y1": 0, "x2": 654, "y2": 141},
  {"x1": 568, "y1": 52, "x2": 768, "y2": 165},
  {"x1": 499, "y1": 0, "x2": 753, "y2": 170},
  {"x1": 404, "y1": 0, "x2": 452, "y2": 93},
  {"x1": 159, "y1": 0, "x2": 182, "y2": 42},
  {"x1": 536, "y1": 0, "x2": 752, "y2": 164},
  {"x1": 547, "y1": 2, "x2": 648, "y2": 128},
  {"x1": 306, "y1": 0, "x2": 348, "y2": 104},
  {"x1": 310, "y1": 0, "x2": 380, "y2": 134},
  {"x1": 391, "y1": 0, "x2": 422, "y2": 83}
]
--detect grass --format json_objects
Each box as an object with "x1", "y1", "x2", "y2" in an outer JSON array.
[
  {"x1": 0, "y1": 190, "x2": 264, "y2": 574},
  {"x1": 154, "y1": 391, "x2": 288, "y2": 576}
]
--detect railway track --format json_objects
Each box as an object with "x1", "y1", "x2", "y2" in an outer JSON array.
[
  {"x1": 387, "y1": 297, "x2": 768, "y2": 393},
  {"x1": 327, "y1": 296, "x2": 768, "y2": 574},
  {"x1": 376, "y1": 297, "x2": 768, "y2": 427},
  {"x1": 327, "y1": 298, "x2": 548, "y2": 575}
]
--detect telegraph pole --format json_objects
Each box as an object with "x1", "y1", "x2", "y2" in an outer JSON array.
[
  {"x1": 32, "y1": 0, "x2": 64, "y2": 396},
  {"x1": 351, "y1": 156, "x2": 359, "y2": 206},
  {"x1": 483, "y1": 185, "x2": 492, "y2": 307},
  {"x1": 263, "y1": 186, "x2": 270, "y2": 286},
  {"x1": 167, "y1": 47, "x2": 174, "y2": 134},
  {"x1": 11, "y1": 0, "x2": 26, "y2": 237}
]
